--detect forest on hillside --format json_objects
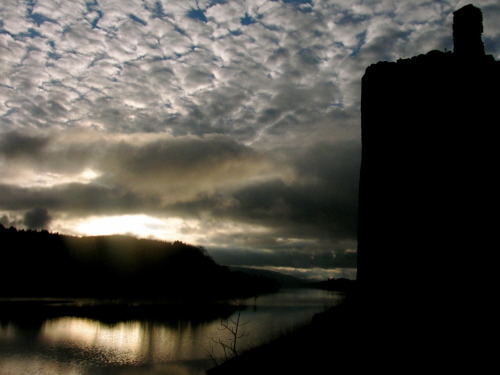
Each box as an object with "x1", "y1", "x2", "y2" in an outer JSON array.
[{"x1": 0, "y1": 225, "x2": 279, "y2": 299}]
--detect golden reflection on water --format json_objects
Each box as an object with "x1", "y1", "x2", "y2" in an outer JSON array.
[
  {"x1": 39, "y1": 317, "x2": 208, "y2": 366},
  {"x1": 0, "y1": 322, "x2": 17, "y2": 340},
  {"x1": 43, "y1": 318, "x2": 143, "y2": 363},
  {"x1": 1, "y1": 290, "x2": 342, "y2": 374}
]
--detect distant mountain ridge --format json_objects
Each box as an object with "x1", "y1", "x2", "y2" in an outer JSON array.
[{"x1": 228, "y1": 266, "x2": 308, "y2": 288}]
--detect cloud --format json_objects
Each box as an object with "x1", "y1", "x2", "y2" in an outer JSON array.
[
  {"x1": 167, "y1": 138, "x2": 361, "y2": 254},
  {"x1": 5, "y1": 0, "x2": 494, "y2": 143},
  {"x1": 0, "y1": 130, "x2": 49, "y2": 159},
  {"x1": 0, "y1": 182, "x2": 134, "y2": 213},
  {"x1": 0, "y1": 130, "x2": 277, "y2": 201},
  {"x1": 209, "y1": 246, "x2": 357, "y2": 271},
  {"x1": 23, "y1": 207, "x2": 52, "y2": 229},
  {"x1": 0, "y1": 213, "x2": 22, "y2": 228},
  {"x1": 100, "y1": 134, "x2": 274, "y2": 203}
]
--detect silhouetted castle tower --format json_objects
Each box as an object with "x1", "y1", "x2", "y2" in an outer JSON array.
[
  {"x1": 357, "y1": 4, "x2": 498, "y2": 371},
  {"x1": 453, "y1": 4, "x2": 485, "y2": 57}
]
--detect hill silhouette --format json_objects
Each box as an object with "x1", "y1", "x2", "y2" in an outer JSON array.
[{"x1": 0, "y1": 224, "x2": 279, "y2": 299}]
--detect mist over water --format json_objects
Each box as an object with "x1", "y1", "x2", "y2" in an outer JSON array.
[{"x1": 0, "y1": 289, "x2": 343, "y2": 375}]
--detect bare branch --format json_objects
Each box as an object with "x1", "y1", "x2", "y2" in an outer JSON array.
[
  {"x1": 207, "y1": 303, "x2": 250, "y2": 363},
  {"x1": 205, "y1": 347, "x2": 220, "y2": 367}
]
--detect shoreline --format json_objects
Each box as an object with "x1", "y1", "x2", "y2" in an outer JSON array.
[
  {"x1": 206, "y1": 295, "x2": 357, "y2": 374},
  {"x1": 0, "y1": 298, "x2": 241, "y2": 324}
]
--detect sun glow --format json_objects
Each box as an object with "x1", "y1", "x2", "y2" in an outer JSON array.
[
  {"x1": 16, "y1": 168, "x2": 101, "y2": 188},
  {"x1": 74, "y1": 214, "x2": 194, "y2": 242}
]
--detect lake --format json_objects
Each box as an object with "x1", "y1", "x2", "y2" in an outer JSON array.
[{"x1": 0, "y1": 289, "x2": 344, "y2": 375}]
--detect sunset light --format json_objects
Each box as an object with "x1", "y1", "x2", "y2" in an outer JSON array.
[
  {"x1": 74, "y1": 214, "x2": 190, "y2": 241},
  {"x1": 1, "y1": 1, "x2": 498, "y2": 374}
]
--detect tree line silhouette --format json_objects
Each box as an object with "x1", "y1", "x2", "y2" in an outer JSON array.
[
  {"x1": 0, "y1": 225, "x2": 279, "y2": 299},
  {"x1": 308, "y1": 277, "x2": 356, "y2": 292}
]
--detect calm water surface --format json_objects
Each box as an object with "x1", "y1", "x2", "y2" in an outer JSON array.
[{"x1": 0, "y1": 289, "x2": 344, "y2": 375}]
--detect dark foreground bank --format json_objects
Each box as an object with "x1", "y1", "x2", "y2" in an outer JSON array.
[
  {"x1": 206, "y1": 296, "x2": 358, "y2": 375},
  {"x1": 207, "y1": 289, "x2": 494, "y2": 374}
]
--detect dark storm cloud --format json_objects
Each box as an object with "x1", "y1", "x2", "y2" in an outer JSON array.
[
  {"x1": 155, "y1": 137, "x2": 361, "y2": 273},
  {"x1": 110, "y1": 136, "x2": 260, "y2": 179},
  {"x1": 169, "y1": 139, "x2": 360, "y2": 241},
  {"x1": 0, "y1": 130, "x2": 273, "y2": 208},
  {"x1": 23, "y1": 207, "x2": 51, "y2": 229},
  {"x1": 0, "y1": 131, "x2": 49, "y2": 159},
  {"x1": 0, "y1": 214, "x2": 22, "y2": 228},
  {"x1": 0, "y1": 130, "x2": 104, "y2": 176},
  {"x1": 209, "y1": 246, "x2": 357, "y2": 270},
  {"x1": 99, "y1": 134, "x2": 271, "y2": 202},
  {"x1": 0, "y1": 182, "x2": 157, "y2": 216}
]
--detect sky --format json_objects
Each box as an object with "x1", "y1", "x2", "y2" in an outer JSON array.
[{"x1": 1, "y1": 0, "x2": 499, "y2": 280}]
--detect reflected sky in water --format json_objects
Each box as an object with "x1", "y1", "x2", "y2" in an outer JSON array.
[{"x1": 0, "y1": 289, "x2": 344, "y2": 375}]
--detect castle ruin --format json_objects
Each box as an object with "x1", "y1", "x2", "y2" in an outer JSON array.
[{"x1": 357, "y1": 4, "x2": 498, "y2": 371}]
